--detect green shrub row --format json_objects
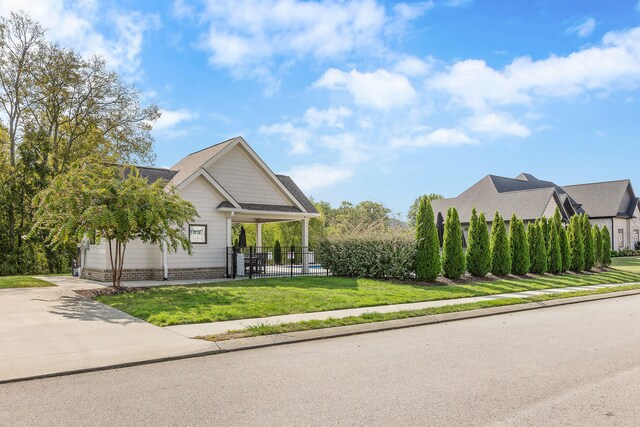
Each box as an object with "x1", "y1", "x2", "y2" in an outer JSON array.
[
  {"x1": 315, "y1": 233, "x2": 416, "y2": 279},
  {"x1": 317, "y1": 205, "x2": 615, "y2": 280}
]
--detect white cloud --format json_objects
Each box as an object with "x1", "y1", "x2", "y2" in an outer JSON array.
[
  {"x1": 391, "y1": 128, "x2": 474, "y2": 148},
  {"x1": 429, "y1": 26, "x2": 640, "y2": 109},
  {"x1": 0, "y1": 0, "x2": 158, "y2": 77},
  {"x1": 200, "y1": 0, "x2": 386, "y2": 67},
  {"x1": 394, "y1": 56, "x2": 431, "y2": 76},
  {"x1": 565, "y1": 17, "x2": 596, "y2": 38},
  {"x1": 314, "y1": 68, "x2": 417, "y2": 109},
  {"x1": 319, "y1": 133, "x2": 369, "y2": 164},
  {"x1": 444, "y1": 0, "x2": 473, "y2": 6},
  {"x1": 259, "y1": 122, "x2": 312, "y2": 154},
  {"x1": 466, "y1": 112, "x2": 531, "y2": 137},
  {"x1": 303, "y1": 107, "x2": 352, "y2": 128},
  {"x1": 192, "y1": 0, "x2": 429, "y2": 83},
  {"x1": 154, "y1": 109, "x2": 199, "y2": 131},
  {"x1": 285, "y1": 164, "x2": 354, "y2": 191}
]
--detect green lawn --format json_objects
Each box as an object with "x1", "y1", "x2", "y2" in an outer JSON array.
[
  {"x1": 96, "y1": 269, "x2": 640, "y2": 326},
  {"x1": 612, "y1": 256, "x2": 640, "y2": 273},
  {"x1": 0, "y1": 276, "x2": 54, "y2": 289},
  {"x1": 203, "y1": 284, "x2": 640, "y2": 341}
]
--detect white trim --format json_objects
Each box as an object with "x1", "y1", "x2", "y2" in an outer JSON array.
[
  {"x1": 177, "y1": 168, "x2": 241, "y2": 209},
  {"x1": 218, "y1": 206, "x2": 320, "y2": 219},
  {"x1": 202, "y1": 137, "x2": 309, "y2": 213}
]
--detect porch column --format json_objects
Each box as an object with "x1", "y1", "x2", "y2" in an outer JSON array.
[
  {"x1": 256, "y1": 223, "x2": 262, "y2": 248},
  {"x1": 226, "y1": 213, "x2": 233, "y2": 247},
  {"x1": 302, "y1": 217, "x2": 309, "y2": 273}
]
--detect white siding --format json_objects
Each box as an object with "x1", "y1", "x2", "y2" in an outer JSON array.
[
  {"x1": 121, "y1": 240, "x2": 161, "y2": 269},
  {"x1": 206, "y1": 146, "x2": 291, "y2": 206},
  {"x1": 84, "y1": 241, "x2": 109, "y2": 269},
  {"x1": 168, "y1": 176, "x2": 228, "y2": 268}
]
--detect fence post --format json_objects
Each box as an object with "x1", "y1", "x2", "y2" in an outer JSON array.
[
  {"x1": 232, "y1": 246, "x2": 237, "y2": 279},
  {"x1": 290, "y1": 245, "x2": 295, "y2": 277},
  {"x1": 249, "y1": 245, "x2": 253, "y2": 279}
]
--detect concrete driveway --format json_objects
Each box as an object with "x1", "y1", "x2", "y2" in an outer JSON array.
[{"x1": 0, "y1": 277, "x2": 218, "y2": 382}]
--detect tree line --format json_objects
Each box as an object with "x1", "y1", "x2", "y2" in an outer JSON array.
[
  {"x1": 0, "y1": 12, "x2": 158, "y2": 274},
  {"x1": 415, "y1": 195, "x2": 612, "y2": 281}
]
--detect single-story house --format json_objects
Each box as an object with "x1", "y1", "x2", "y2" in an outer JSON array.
[
  {"x1": 80, "y1": 136, "x2": 320, "y2": 281},
  {"x1": 431, "y1": 173, "x2": 640, "y2": 251}
]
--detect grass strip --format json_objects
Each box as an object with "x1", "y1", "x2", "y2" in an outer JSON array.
[
  {"x1": 200, "y1": 284, "x2": 640, "y2": 341},
  {"x1": 96, "y1": 270, "x2": 640, "y2": 326},
  {"x1": 0, "y1": 276, "x2": 54, "y2": 289}
]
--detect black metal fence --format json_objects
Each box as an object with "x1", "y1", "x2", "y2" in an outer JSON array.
[{"x1": 226, "y1": 246, "x2": 330, "y2": 279}]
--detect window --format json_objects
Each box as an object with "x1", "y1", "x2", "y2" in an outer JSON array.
[
  {"x1": 634, "y1": 230, "x2": 639, "y2": 246},
  {"x1": 617, "y1": 229, "x2": 624, "y2": 249},
  {"x1": 189, "y1": 224, "x2": 207, "y2": 244}
]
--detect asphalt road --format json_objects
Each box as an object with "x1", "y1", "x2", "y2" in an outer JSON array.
[{"x1": 2, "y1": 295, "x2": 640, "y2": 426}]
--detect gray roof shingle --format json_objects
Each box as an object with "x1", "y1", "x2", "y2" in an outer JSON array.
[
  {"x1": 126, "y1": 166, "x2": 177, "y2": 184},
  {"x1": 275, "y1": 174, "x2": 318, "y2": 214},
  {"x1": 434, "y1": 173, "x2": 636, "y2": 223}
]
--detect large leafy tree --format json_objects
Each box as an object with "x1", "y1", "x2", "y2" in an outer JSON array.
[
  {"x1": 442, "y1": 207, "x2": 465, "y2": 279},
  {"x1": 467, "y1": 208, "x2": 491, "y2": 277},
  {"x1": 0, "y1": 12, "x2": 160, "y2": 274},
  {"x1": 509, "y1": 215, "x2": 529, "y2": 275},
  {"x1": 490, "y1": 212, "x2": 511, "y2": 275},
  {"x1": 31, "y1": 164, "x2": 197, "y2": 288}
]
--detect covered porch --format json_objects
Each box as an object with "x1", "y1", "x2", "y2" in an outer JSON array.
[{"x1": 219, "y1": 206, "x2": 325, "y2": 278}]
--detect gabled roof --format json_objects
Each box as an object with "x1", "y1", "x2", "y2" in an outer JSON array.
[
  {"x1": 561, "y1": 180, "x2": 632, "y2": 218},
  {"x1": 169, "y1": 137, "x2": 238, "y2": 188},
  {"x1": 166, "y1": 136, "x2": 317, "y2": 215},
  {"x1": 434, "y1": 173, "x2": 637, "y2": 223},
  {"x1": 432, "y1": 186, "x2": 558, "y2": 223}
]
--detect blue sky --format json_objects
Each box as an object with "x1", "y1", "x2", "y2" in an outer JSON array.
[{"x1": 3, "y1": 0, "x2": 640, "y2": 218}]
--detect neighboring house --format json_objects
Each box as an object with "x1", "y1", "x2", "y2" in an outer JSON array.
[
  {"x1": 431, "y1": 173, "x2": 640, "y2": 251},
  {"x1": 80, "y1": 136, "x2": 320, "y2": 281}
]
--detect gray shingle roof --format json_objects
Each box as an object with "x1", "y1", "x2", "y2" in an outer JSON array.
[
  {"x1": 217, "y1": 201, "x2": 302, "y2": 213},
  {"x1": 275, "y1": 174, "x2": 318, "y2": 214},
  {"x1": 434, "y1": 173, "x2": 636, "y2": 223},
  {"x1": 169, "y1": 137, "x2": 238, "y2": 187},
  {"x1": 126, "y1": 166, "x2": 177, "y2": 184},
  {"x1": 561, "y1": 180, "x2": 631, "y2": 218},
  {"x1": 432, "y1": 185, "x2": 557, "y2": 224},
  {"x1": 164, "y1": 136, "x2": 317, "y2": 215}
]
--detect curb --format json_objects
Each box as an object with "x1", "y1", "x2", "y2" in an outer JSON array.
[{"x1": 3, "y1": 288, "x2": 640, "y2": 384}]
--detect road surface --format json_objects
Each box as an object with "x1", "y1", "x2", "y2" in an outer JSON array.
[{"x1": 2, "y1": 295, "x2": 640, "y2": 426}]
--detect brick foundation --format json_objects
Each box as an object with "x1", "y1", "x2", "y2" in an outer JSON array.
[{"x1": 80, "y1": 267, "x2": 226, "y2": 282}]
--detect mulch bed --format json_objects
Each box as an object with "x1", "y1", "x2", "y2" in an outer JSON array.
[{"x1": 75, "y1": 286, "x2": 147, "y2": 298}]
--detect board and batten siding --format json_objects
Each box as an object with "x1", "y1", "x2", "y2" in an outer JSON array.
[
  {"x1": 167, "y1": 175, "x2": 228, "y2": 268},
  {"x1": 206, "y1": 145, "x2": 291, "y2": 206}
]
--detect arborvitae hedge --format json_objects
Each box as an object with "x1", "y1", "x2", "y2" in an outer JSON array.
[
  {"x1": 509, "y1": 215, "x2": 529, "y2": 275},
  {"x1": 582, "y1": 215, "x2": 595, "y2": 270},
  {"x1": 442, "y1": 207, "x2": 465, "y2": 279},
  {"x1": 592, "y1": 225, "x2": 602, "y2": 267},
  {"x1": 415, "y1": 197, "x2": 441, "y2": 281},
  {"x1": 466, "y1": 208, "x2": 491, "y2": 277},
  {"x1": 547, "y1": 219, "x2": 562, "y2": 273},
  {"x1": 529, "y1": 219, "x2": 548, "y2": 274},
  {"x1": 274, "y1": 240, "x2": 282, "y2": 264},
  {"x1": 490, "y1": 212, "x2": 511, "y2": 275},
  {"x1": 569, "y1": 215, "x2": 585, "y2": 271},
  {"x1": 553, "y1": 208, "x2": 570, "y2": 272},
  {"x1": 541, "y1": 216, "x2": 550, "y2": 250},
  {"x1": 601, "y1": 226, "x2": 612, "y2": 266}
]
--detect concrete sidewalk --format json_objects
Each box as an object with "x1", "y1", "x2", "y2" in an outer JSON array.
[
  {"x1": 165, "y1": 282, "x2": 639, "y2": 337},
  {"x1": 0, "y1": 284, "x2": 218, "y2": 383}
]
